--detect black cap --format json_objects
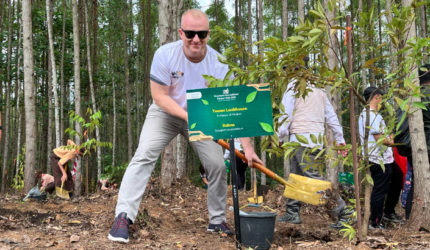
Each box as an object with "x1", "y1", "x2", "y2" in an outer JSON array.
[{"x1": 363, "y1": 86, "x2": 385, "y2": 101}]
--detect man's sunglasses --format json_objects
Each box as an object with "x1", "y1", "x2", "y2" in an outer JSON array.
[{"x1": 181, "y1": 29, "x2": 209, "y2": 39}]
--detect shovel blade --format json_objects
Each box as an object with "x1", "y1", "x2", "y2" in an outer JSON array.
[
  {"x1": 56, "y1": 185, "x2": 70, "y2": 200},
  {"x1": 247, "y1": 196, "x2": 263, "y2": 204},
  {"x1": 283, "y1": 185, "x2": 329, "y2": 205}
]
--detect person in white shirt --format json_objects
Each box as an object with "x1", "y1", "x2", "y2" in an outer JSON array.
[
  {"x1": 359, "y1": 86, "x2": 403, "y2": 230},
  {"x1": 277, "y1": 82, "x2": 352, "y2": 229},
  {"x1": 108, "y1": 9, "x2": 262, "y2": 243}
]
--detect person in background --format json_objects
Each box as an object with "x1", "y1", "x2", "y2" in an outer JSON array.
[
  {"x1": 51, "y1": 139, "x2": 85, "y2": 198},
  {"x1": 359, "y1": 87, "x2": 403, "y2": 230},
  {"x1": 223, "y1": 138, "x2": 248, "y2": 190},
  {"x1": 277, "y1": 80, "x2": 352, "y2": 229},
  {"x1": 98, "y1": 177, "x2": 116, "y2": 191},
  {"x1": 35, "y1": 169, "x2": 55, "y2": 194}
]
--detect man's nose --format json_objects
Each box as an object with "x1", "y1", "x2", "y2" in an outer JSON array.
[{"x1": 192, "y1": 34, "x2": 200, "y2": 41}]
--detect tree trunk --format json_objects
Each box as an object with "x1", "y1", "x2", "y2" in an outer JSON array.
[
  {"x1": 2, "y1": 0, "x2": 12, "y2": 193},
  {"x1": 298, "y1": 0, "x2": 304, "y2": 23},
  {"x1": 111, "y1": 45, "x2": 116, "y2": 169},
  {"x1": 60, "y1": 0, "x2": 66, "y2": 144},
  {"x1": 385, "y1": 0, "x2": 397, "y2": 73},
  {"x1": 257, "y1": 0, "x2": 266, "y2": 185},
  {"x1": 366, "y1": 0, "x2": 375, "y2": 86},
  {"x1": 281, "y1": 0, "x2": 288, "y2": 40},
  {"x1": 420, "y1": 3, "x2": 428, "y2": 62},
  {"x1": 72, "y1": 0, "x2": 83, "y2": 196},
  {"x1": 84, "y1": 1, "x2": 101, "y2": 179},
  {"x1": 122, "y1": 1, "x2": 133, "y2": 161},
  {"x1": 47, "y1": 49, "x2": 53, "y2": 173},
  {"x1": 323, "y1": 0, "x2": 341, "y2": 196},
  {"x1": 281, "y1": 0, "x2": 291, "y2": 179},
  {"x1": 358, "y1": 0, "x2": 367, "y2": 90},
  {"x1": 403, "y1": 0, "x2": 430, "y2": 232},
  {"x1": 46, "y1": 0, "x2": 60, "y2": 149},
  {"x1": 23, "y1": 0, "x2": 37, "y2": 193},
  {"x1": 15, "y1": 7, "x2": 22, "y2": 181},
  {"x1": 158, "y1": 0, "x2": 178, "y2": 189}
]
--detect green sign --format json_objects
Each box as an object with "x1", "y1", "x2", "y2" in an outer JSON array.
[
  {"x1": 339, "y1": 172, "x2": 354, "y2": 185},
  {"x1": 187, "y1": 84, "x2": 274, "y2": 141}
]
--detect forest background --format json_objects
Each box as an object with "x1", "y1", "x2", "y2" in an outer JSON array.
[{"x1": 0, "y1": 0, "x2": 429, "y2": 237}]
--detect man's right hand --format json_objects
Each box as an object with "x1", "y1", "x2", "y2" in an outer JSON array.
[{"x1": 61, "y1": 174, "x2": 67, "y2": 183}]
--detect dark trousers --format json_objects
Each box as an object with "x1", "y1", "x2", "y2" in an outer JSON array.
[
  {"x1": 405, "y1": 156, "x2": 414, "y2": 219},
  {"x1": 44, "y1": 182, "x2": 55, "y2": 194},
  {"x1": 234, "y1": 155, "x2": 248, "y2": 190},
  {"x1": 383, "y1": 161, "x2": 403, "y2": 215},
  {"x1": 370, "y1": 162, "x2": 392, "y2": 224},
  {"x1": 50, "y1": 153, "x2": 74, "y2": 192}
]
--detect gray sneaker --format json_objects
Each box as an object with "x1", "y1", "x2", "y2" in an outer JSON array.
[
  {"x1": 330, "y1": 207, "x2": 356, "y2": 230},
  {"x1": 108, "y1": 212, "x2": 130, "y2": 243},
  {"x1": 277, "y1": 207, "x2": 302, "y2": 224}
]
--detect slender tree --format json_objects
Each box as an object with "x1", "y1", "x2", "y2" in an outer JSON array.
[
  {"x1": 403, "y1": 0, "x2": 430, "y2": 231},
  {"x1": 84, "y1": 1, "x2": 101, "y2": 179},
  {"x1": 60, "y1": 0, "x2": 66, "y2": 144},
  {"x1": 72, "y1": 0, "x2": 83, "y2": 195},
  {"x1": 324, "y1": 0, "x2": 342, "y2": 198},
  {"x1": 1, "y1": 0, "x2": 12, "y2": 193},
  {"x1": 15, "y1": 2, "x2": 22, "y2": 182},
  {"x1": 159, "y1": 0, "x2": 176, "y2": 188},
  {"x1": 123, "y1": 1, "x2": 133, "y2": 161},
  {"x1": 281, "y1": 0, "x2": 290, "y2": 179},
  {"x1": 257, "y1": 0, "x2": 266, "y2": 185},
  {"x1": 46, "y1": 0, "x2": 60, "y2": 149},
  {"x1": 23, "y1": 0, "x2": 37, "y2": 192}
]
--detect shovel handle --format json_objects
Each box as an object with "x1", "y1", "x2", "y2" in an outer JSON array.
[{"x1": 217, "y1": 139, "x2": 289, "y2": 186}]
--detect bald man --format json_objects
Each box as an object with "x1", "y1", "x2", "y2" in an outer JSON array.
[{"x1": 108, "y1": 9, "x2": 262, "y2": 243}]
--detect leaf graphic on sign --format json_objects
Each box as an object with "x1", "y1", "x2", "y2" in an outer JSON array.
[
  {"x1": 190, "y1": 123, "x2": 196, "y2": 129},
  {"x1": 259, "y1": 122, "x2": 273, "y2": 132},
  {"x1": 201, "y1": 99, "x2": 209, "y2": 105},
  {"x1": 246, "y1": 91, "x2": 257, "y2": 103}
]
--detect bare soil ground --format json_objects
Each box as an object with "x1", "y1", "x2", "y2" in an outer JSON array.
[{"x1": 1, "y1": 178, "x2": 429, "y2": 250}]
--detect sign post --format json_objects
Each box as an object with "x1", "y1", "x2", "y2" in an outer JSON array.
[{"x1": 187, "y1": 84, "x2": 273, "y2": 249}]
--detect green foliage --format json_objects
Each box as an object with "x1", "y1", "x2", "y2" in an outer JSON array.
[
  {"x1": 65, "y1": 107, "x2": 112, "y2": 156},
  {"x1": 12, "y1": 145, "x2": 26, "y2": 192},
  {"x1": 102, "y1": 163, "x2": 128, "y2": 187}
]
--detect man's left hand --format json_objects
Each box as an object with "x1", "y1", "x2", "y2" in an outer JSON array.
[{"x1": 337, "y1": 143, "x2": 348, "y2": 157}]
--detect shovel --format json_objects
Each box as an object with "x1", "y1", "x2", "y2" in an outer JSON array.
[
  {"x1": 247, "y1": 170, "x2": 263, "y2": 205},
  {"x1": 217, "y1": 139, "x2": 331, "y2": 206},
  {"x1": 56, "y1": 165, "x2": 70, "y2": 200}
]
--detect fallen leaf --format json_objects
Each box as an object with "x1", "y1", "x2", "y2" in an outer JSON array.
[
  {"x1": 70, "y1": 235, "x2": 80, "y2": 243},
  {"x1": 177, "y1": 244, "x2": 182, "y2": 248},
  {"x1": 277, "y1": 247, "x2": 285, "y2": 250},
  {"x1": 140, "y1": 230, "x2": 150, "y2": 237},
  {"x1": 23, "y1": 235, "x2": 31, "y2": 244},
  {"x1": 82, "y1": 231, "x2": 89, "y2": 236},
  {"x1": 161, "y1": 202, "x2": 170, "y2": 206},
  {"x1": 221, "y1": 233, "x2": 227, "y2": 237},
  {"x1": 195, "y1": 218, "x2": 206, "y2": 223},
  {"x1": 67, "y1": 220, "x2": 81, "y2": 224},
  {"x1": 55, "y1": 214, "x2": 61, "y2": 221}
]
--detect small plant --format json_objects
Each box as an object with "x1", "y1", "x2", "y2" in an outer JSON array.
[
  {"x1": 103, "y1": 163, "x2": 128, "y2": 187},
  {"x1": 339, "y1": 222, "x2": 356, "y2": 241},
  {"x1": 12, "y1": 144, "x2": 26, "y2": 191}
]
